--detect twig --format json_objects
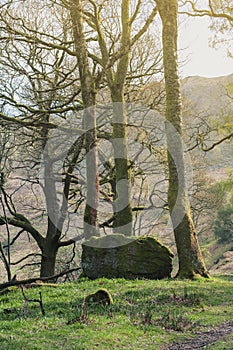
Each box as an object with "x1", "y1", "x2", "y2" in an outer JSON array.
[{"x1": 21, "y1": 287, "x2": 45, "y2": 316}]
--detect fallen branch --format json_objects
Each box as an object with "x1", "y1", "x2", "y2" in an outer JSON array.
[
  {"x1": 21, "y1": 286, "x2": 45, "y2": 316},
  {"x1": 0, "y1": 267, "x2": 81, "y2": 291}
]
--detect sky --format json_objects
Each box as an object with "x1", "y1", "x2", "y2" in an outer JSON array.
[{"x1": 179, "y1": 16, "x2": 233, "y2": 78}]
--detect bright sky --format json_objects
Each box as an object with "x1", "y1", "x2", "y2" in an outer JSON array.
[{"x1": 179, "y1": 16, "x2": 233, "y2": 78}]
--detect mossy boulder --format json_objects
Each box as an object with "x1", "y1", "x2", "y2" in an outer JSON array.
[
  {"x1": 81, "y1": 234, "x2": 174, "y2": 279},
  {"x1": 84, "y1": 288, "x2": 113, "y2": 305}
]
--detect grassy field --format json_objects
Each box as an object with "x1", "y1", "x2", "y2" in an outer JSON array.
[{"x1": 0, "y1": 276, "x2": 232, "y2": 349}]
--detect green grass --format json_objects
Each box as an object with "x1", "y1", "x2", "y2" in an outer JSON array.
[
  {"x1": 204, "y1": 336, "x2": 233, "y2": 350},
  {"x1": 0, "y1": 276, "x2": 232, "y2": 349}
]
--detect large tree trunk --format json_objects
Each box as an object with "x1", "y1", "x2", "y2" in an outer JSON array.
[
  {"x1": 40, "y1": 250, "x2": 58, "y2": 278},
  {"x1": 93, "y1": 0, "x2": 157, "y2": 235},
  {"x1": 70, "y1": 0, "x2": 99, "y2": 239},
  {"x1": 40, "y1": 239, "x2": 59, "y2": 278},
  {"x1": 156, "y1": 0, "x2": 209, "y2": 278},
  {"x1": 40, "y1": 128, "x2": 60, "y2": 278},
  {"x1": 83, "y1": 106, "x2": 99, "y2": 239},
  {"x1": 109, "y1": 0, "x2": 133, "y2": 236},
  {"x1": 111, "y1": 89, "x2": 132, "y2": 236}
]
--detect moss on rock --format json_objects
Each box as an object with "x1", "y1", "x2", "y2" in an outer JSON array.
[
  {"x1": 84, "y1": 288, "x2": 113, "y2": 305},
  {"x1": 81, "y1": 234, "x2": 174, "y2": 280},
  {"x1": 84, "y1": 233, "x2": 135, "y2": 248}
]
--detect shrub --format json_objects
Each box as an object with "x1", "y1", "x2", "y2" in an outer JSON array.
[{"x1": 214, "y1": 206, "x2": 233, "y2": 244}]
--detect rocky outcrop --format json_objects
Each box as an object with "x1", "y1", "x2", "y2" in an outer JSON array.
[{"x1": 81, "y1": 234, "x2": 173, "y2": 280}]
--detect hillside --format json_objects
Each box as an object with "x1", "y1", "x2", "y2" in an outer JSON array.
[
  {"x1": 181, "y1": 74, "x2": 233, "y2": 276},
  {"x1": 181, "y1": 73, "x2": 233, "y2": 114},
  {"x1": 181, "y1": 74, "x2": 233, "y2": 173}
]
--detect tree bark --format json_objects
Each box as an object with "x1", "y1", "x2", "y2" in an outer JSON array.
[
  {"x1": 156, "y1": 0, "x2": 209, "y2": 278},
  {"x1": 40, "y1": 242, "x2": 58, "y2": 278},
  {"x1": 70, "y1": 0, "x2": 99, "y2": 239},
  {"x1": 111, "y1": 90, "x2": 132, "y2": 235},
  {"x1": 110, "y1": 0, "x2": 133, "y2": 236}
]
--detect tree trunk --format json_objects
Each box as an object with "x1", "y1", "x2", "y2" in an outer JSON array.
[
  {"x1": 40, "y1": 236, "x2": 59, "y2": 278},
  {"x1": 70, "y1": 0, "x2": 99, "y2": 239},
  {"x1": 156, "y1": 0, "x2": 209, "y2": 278},
  {"x1": 111, "y1": 89, "x2": 133, "y2": 236},
  {"x1": 93, "y1": 0, "x2": 157, "y2": 236},
  {"x1": 83, "y1": 106, "x2": 99, "y2": 239},
  {"x1": 109, "y1": 0, "x2": 132, "y2": 236},
  {"x1": 40, "y1": 226, "x2": 59, "y2": 277}
]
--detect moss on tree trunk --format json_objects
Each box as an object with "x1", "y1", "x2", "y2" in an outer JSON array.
[
  {"x1": 70, "y1": 0, "x2": 99, "y2": 239},
  {"x1": 111, "y1": 91, "x2": 132, "y2": 236},
  {"x1": 156, "y1": 0, "x2": 209, "y2": 278}
]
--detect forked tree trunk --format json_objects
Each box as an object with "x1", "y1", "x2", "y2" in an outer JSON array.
[
  {"x1": 156, "y1": 0, "x2": 209, "y2": 278},
  {"x1": 93, "y1": 0, "x2": 157, "y2": 235}
]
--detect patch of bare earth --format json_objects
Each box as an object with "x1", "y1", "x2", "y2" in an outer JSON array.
[{"x1": 164, "y1": 321, "x2": 233, "y2": 350}]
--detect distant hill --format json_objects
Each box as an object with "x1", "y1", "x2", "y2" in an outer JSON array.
[
  {"x1": 181, "y1": 73, "x2": 233, "y2": 115},
  {"x1": 181, "y1": 74, "x2": 233, "y2": 176},
  {"x1": 181, "y1": 75, "x2": 233, "y2": 274}
]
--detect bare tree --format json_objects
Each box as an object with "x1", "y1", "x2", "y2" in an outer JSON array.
[{"x1": 0, "y1": 1, "x2": 86, "y2": 278}]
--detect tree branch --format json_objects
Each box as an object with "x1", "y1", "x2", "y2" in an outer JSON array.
[
  {"x1": 130, "y1": 0, "x2": 142, "y2": 25},
  {"x1": 58, "y1": 234, "x2": 85, "y2": 247},
  {"x1": 180, "y1": 1, "x2": 233, "y2": 22},
  {"x1": 10, "y1": 253, "x2": 42, "y2": 266},
  {"x1": 131, "y1": 6, "x2": 158, "y2": 46},
  {"x1": 0, "y1": 267, "x2": 81, "y2": 291},
  {"x1": 202, "y1": 132, "x2": 233, "y2": 151},
  {"x1": 0, "y1": 216, "x2": 44, "y2": 248}
]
